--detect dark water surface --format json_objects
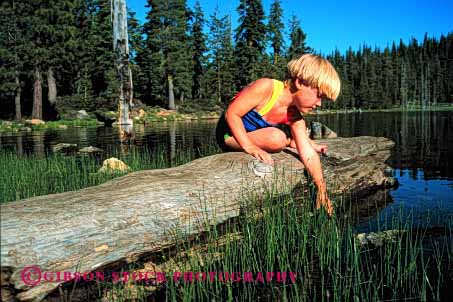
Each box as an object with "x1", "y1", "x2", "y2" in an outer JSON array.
[
  {"x1": 0, "y1": 120, "x2": 218, "y2": 158},
  {"x1": 1, "y1": 112, "x2": 452, "y2": 229},
  {"x1": 311, "y1": 111, "x2": 453, "y2": 231}
]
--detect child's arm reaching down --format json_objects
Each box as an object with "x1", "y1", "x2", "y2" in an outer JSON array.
[{"x1": 290, "y1": 118, "x2": 334, "y2": 216}]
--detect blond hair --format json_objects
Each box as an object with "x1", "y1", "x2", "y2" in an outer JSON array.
[{"x1": 285, "y1": 54, "x2": 341, "y2": 101}]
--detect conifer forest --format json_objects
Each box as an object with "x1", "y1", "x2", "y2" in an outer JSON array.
[{"x1": 1, "y1": 0, "x2": 452, "y2": 120}]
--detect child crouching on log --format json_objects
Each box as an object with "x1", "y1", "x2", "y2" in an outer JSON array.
[{"x1": 215, "y1": 54, "x2": 341, "y2": 216}]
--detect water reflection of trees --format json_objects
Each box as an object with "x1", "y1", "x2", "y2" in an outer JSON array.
[
  {"x1": 1, "y1": 114, "x2": 451, "y2": 180},
  {"x1": 346, "y1": 189, "x2": 393, "y2": 227},
  {"x1": 15, "y1": 131, "x2": 24, "y2": 156},
  {"x1": 140, "y1": 121, "x2": 218, "y2": 163},
  {"x1": 32, "y1": 133, "x2": 45, "y2": 158},
  {"x1": 315, "y1": 112, "x2": 453, "y2": 180}
]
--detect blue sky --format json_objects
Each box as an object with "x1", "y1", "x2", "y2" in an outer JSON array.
[{"x1": 127, "y1": 0, "x2": 453, "y2": 54}]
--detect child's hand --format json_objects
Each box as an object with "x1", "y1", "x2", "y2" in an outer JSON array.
[
  {"x1": 313, "y1": 144, "x2": 328, "y2": 154},
  {"x1": 316, "y1": 191, "x2": 334, "y2": 217},
  {"x1": 244, "y1": 145, "x2": 273, "y2": 164}
]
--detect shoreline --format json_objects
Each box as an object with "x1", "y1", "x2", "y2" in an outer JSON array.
[{"x1": 1, "y1": 105, "x2": 452, "y2": 133}]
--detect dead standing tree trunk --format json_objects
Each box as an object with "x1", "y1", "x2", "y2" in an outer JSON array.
[
  {"x1": 112, "y1": 0, "x2": 133, "y2": 143},
  {"x1": 15, "y1": 71, "x2": 22, "y2": 121},
  {"x1": 47, "y1": 67, "x2": 57, "y2": 107},
  {"x1": 168, "y1": 74, "x2": 176, "y2": 110},
  {"x1": 31, "y1": 67, "x2": 42, "y2": 120}
]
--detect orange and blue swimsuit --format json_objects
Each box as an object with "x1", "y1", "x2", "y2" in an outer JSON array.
[{"x1": 216, "y1": 80, "x2": 287, "y2": 151}]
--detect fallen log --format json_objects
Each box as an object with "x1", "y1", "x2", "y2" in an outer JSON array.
[{"x1": 1, "y1": 136, "x2": 395, "y2": 301}]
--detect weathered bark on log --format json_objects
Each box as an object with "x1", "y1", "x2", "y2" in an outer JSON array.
[{"x1": 0, "y1": 136, "x2": 394, "y2": 301}]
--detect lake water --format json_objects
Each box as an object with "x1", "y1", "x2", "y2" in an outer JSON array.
[
  {"x1": 312, "y1": 111, "x2": 453, "y2": 232},
  {"x1": 1, "y1": 111, "x2": 452, "y2": 230}
]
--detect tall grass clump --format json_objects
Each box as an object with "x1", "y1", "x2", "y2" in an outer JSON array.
[
  {"x1": 65, "y1": 176, "x2": 450, "y2": 301},
  {"x1": 142, "y1": 181, "x2": 451, "y2": 301},
  {"x1": 1, "y1": 143, "x2": 450, "y2": 301},
  {"x1": 0, "y1": 143, "x2": 220, "y2": 203},
  {"x1": 49, "y1": 185, "x2": 451, "y2": 301}
]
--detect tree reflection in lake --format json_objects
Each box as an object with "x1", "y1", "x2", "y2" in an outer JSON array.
[{"x1": 311, "y1": 111, "x2": 453, "y2": 179}]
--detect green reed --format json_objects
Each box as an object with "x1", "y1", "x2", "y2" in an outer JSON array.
[
  {"x1": 1, "y1": 144, "x2": 450, "y2": 301},
  {"x1": 0, "y1": 143, "x2": 220, "y2": 203},
  {"x1": 70, "y1": 181, "x2": 450, "y2": 301},
  {"x1": 145, "y1": 181, "x2": 451, "y2": 302}
]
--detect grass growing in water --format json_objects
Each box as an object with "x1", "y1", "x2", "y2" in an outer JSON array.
[
  {"x1": 0, "y1": 143, "x2": 220, "y2": 203},
  {"x1": 153, "y1": 193, "x2": 451, "y2": 301},
  {"x1": 84, "y1": 183, "x2": 451, "y2": 301},
  {"x1": 1, "y1": 143, "x2": 451, "y2": 301}
]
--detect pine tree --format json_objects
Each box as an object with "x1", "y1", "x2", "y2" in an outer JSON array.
[
  {"x1": 127, "y1": 11, "x2": 144, "y2": 63},
  {"x1": 345, "y1": 47, "x2": 358, "y2": 108},
  {"x1": 71, "y1": 0, "x2": 95, "y2": 108},
  {"x1": 5, "y1": 0, "x2": 53, "y2": 120},
  {"x1": 189, "y1": 1, "x2": 207, "y2": 100},
  {"x1": 142, "y1": 0, "x2": 191, "y2": 109},
  {"x1": 266, "y1": 0, "x2": 287, "y2": 80},
  {"x1": 141, "y1": 0, "x2": 165, "y2": 105},
  {"x1": 267, "y1": 0, "x2": 284, "y2": 65},
  {"x1": 0, "y1": 0, "x2": 26, "y2": 120},
  {"x1": 287, "y1": 15, "x2": 310, "y2": 59},
  {"x1": 68, "y1": 0, "x2": 118, "y2": 111},
  {"x1": 41, "y1": 1, "x2": 79, "y2": 118},
  {"x1": 92, "y1": 0, "x2": 118, "y2": 101},
  {"x1": 380, "y1": 46, "x2": 395, "y2": 108},
  {"x1": 234, "y1": 0, "x2": 267, "y2": 87},
  {"x1": 445, "y1": 34, "x2": 453, "y2": 102},
  {"x1": 207, "y1": 8, "x2": 235, "y2": 106},
  {"x1": 26, "y1": 0, "x2": 56, "y2": 120},
  {"x1": 327, "y1": 49, "x2": 349, "y2": 109},
  {"x1": 338, "y1": 62, "x2": 352, "y2": 109},
  {"x1": 127, "y1": 10, "x2": 145, "y2": 99}
]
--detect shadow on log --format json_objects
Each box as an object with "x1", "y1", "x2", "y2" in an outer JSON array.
[{"x1": 0, "y1": 136, "x2": 395, "y2": 301}]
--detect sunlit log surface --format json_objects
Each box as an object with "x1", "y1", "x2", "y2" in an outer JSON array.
[{"x1": 0, "y1": 136, "x2": 395, "y2": 301}]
